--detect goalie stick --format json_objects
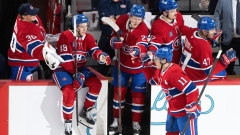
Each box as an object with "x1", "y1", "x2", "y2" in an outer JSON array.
[
  {"x1": 101, "y1": 17, "x2": 123, "y2": 135},
  {"x1": 181, "y1": 49, "x2": 222, "y2": 135}
]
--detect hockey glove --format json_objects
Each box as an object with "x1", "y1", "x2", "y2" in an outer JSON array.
[
  {"x1": 73, "y1": 72, "x2": 85, "y2": 91},
  {"x1": 210, "y1": 30, "x2": 222, "y2": 48},
  {"x1": 221, "y1": 48, "x2": 236, "y2": 65},
  {"x1": 110, "y1": 37, "x2": 123, "y2": 49},
  {"x1": 185, "y1": 102, "x2": 200, "y2": 119},
  {"x1": 129, "y1": 46, "x2": 140, "y2": 57},
  {"x1": 42, "y1": 42, "x2": 64, "y2": 70},
  {"x1": 98, "y1": 52, "x2": 111, "y2": 65},
  {"x1": 142, "y1": 50, "x2": 154, "y2": 63}
]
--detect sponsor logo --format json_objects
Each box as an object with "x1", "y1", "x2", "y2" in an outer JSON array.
[{"x1": 151, "y1": 90, "x2": 214, "y2": 125}]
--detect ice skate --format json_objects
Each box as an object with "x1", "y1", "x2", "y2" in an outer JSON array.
[
  {"x1": 132, "y1": 122, "x2": 141, "y2": 135},
  {"x1": 109, "y1": 118, "x2": 119, "y2": 135},
  {"x1": 64, "y1": 120, "x2": 72, "y2": 135},
  {"x1": 78, "y1": 107, "x2": 96, "y2": 129}
]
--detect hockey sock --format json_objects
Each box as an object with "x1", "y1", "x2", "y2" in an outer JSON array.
[
  {"x1": 113, "y1": 87, "x2": 127, "y2": 118},
  {"x1": 131, "y1": 91, "x2": 145, "y2": 122},
  {"x1": 62, "y1": 84, "x2": 76, "y2": 120},
  {"x1": 84, "y1": 76, "x2": 102, "y2": 109}
]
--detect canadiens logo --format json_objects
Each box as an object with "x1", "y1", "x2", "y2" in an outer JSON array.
[
  {"x1": 172, "y1": 36, "x2": 181, "y2": 50},
  {"x1": 62, "y1": 77, "x2": 67, "y2": 81}
]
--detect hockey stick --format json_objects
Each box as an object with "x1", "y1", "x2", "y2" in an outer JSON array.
[
  {"x1": 181, "y1": 49, "x2": 222, "y2": 135},
  {"x1": 73, "y1": 15, "x2": 79, "y2": 127},
  {"x1": 101, "y1": 17, "x2": 123, "y2": 135}
]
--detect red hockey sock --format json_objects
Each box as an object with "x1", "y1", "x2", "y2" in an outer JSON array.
[
  {"x1": 131, "y1": 91, "x2": 145, "y2": 122},
  {"x1": 84, "y1": 76, "x2": 102, "y2": 109},
  {"x1": 113, "y1": 87, "x2": 127, "y2": 118},
  {"x1": 62, "y1": 85, "x2": 76, "y2": 120}
]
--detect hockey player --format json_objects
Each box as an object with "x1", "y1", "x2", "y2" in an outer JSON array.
[
  {"x1": 108, "y1": 4, "x2": 149, "y2": 135},
  {"x1": 8, "y1": 3, "x2": 63, "y2": 80},
  {"x1": 180, "y1": 17, "x2": 236, "y2": 84},
  {"x1": 150, "y1": 47, "x2": 200, "y2": 135},
  {"x1": 147, "y1": 0, "x2": 184, "y2": 65},
  {"x1": 52, "y1": 14, "x2": 111, "y2": 135}
]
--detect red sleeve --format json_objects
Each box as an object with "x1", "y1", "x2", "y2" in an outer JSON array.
[
  {"x1": 86, "y1": 34, "x2": 104, "y2": 61},
  {"x1": 148, "y1": 21, "x2": 166, "y2": 52},
  {"x1": 198, "y1": 42, "x2": 226, "y2": 75},
  {"x1": 176, "y1": 11, "x2": 184, "y2": 29},
  {"x1": 180, "y1": 26, "x2": 197, "y2": 36},
  {"x1": 168, "y1": 67, "x2": 199, "y2": 105},
  {"x1": 18, "y1": 23, "x2": 44, "y2": 60},
  {"x1": 135, "y1": 23, "x2": 149, "y2": 54},
  {"x1": 149, "y1": 69, "x2": 161, "y2": 85}
]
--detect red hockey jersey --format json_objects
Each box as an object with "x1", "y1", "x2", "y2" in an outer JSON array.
[
  {"x1": 114, "y1": 14, "x2": 149, "y2": 74},
  {"x1": 8, "y1": 15, "x2": 46, "y2": 67},
  {"x1": 56, "y1": 30, "x2": 104, "y2": 74},
  {"x1": 180, "y1": 26, "x2": 227, "y2": 83},
  {"x1": 149, "y1": 12, "x2": 183, "y2": 64},
  {"x1": 150, "y1": 63, "x2": 199, "y2": 117}
]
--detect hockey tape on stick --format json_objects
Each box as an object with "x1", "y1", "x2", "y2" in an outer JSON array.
[
  {"x1": 101, "y1": 17, "x2": 120, "y2": 33},
  {"x1": 181, "y1": 50, "x2": 222, "y2": 135},
  {"x1": 101, "y1": 17, "x2": 120, "y2": 56}
]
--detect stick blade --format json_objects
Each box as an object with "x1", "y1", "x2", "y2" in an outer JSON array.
[{"x1": 101, "y1": 17, "x2": 120, "y2": 32}]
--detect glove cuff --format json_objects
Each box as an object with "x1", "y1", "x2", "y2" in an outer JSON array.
[{"x1": 221, "y1": 54, "x2": 230, "y2": 65}]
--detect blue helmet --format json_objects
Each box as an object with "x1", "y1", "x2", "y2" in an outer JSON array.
[
  {"x1": 130, "y1": 4, "x2": 145, "y2": 18},
  {"x1": 158, "y1": 0, "x2": 178, "y2": 12},
  {"x1": 72, "y1": 14, "x2": 89, "y2": 26},
  {"x1": 154, "y1": 47, "x2": 172, "y2": 62},
  {"x1": 197, "y1": 17, "x2": 216, "y2": 31}
]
